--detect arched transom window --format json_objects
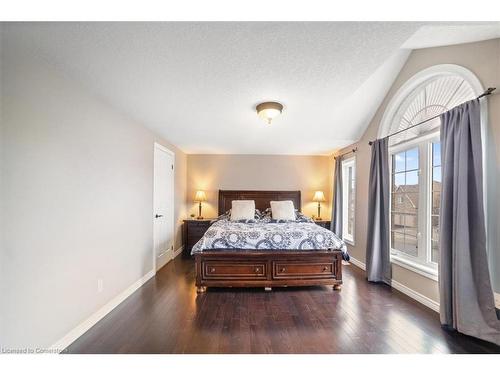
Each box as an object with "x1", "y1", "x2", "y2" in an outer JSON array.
[{"x1": 387, "y1": 74, "x2": 476, "y2": 145}]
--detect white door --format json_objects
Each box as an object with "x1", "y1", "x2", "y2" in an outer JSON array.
[{"x1": 153, "y1": 143, "x2": 175, "y2": 271}]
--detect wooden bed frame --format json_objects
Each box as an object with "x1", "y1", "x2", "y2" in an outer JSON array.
[{"x1": 194, "y1": 190, "x2": 343, "y2": 293}]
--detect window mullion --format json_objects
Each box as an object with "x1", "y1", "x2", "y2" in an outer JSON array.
[
  {"x1": 417, "y1": 141, "x2": 428, "y2": 264},
  {"x1": 427, "y1": 141, "x2": 434, "y2": 264},
  {"x1": 342, "y1": 164, "x2": 348, "y2": 239},
  {"x1": 341, "y1": 157, "x2": 356, "y2": 244},
  {"x1": 421, "y1": 141, "x2": 432, "y2": 264}
]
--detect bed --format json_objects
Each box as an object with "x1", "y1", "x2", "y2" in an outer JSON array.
[{"x1": 192, "y1": 190, "x2": 346, "y2": 293}]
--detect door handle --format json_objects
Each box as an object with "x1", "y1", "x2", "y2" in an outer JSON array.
[{"x1": 155, "y1": 214, "x2": 163, "y2": 218}]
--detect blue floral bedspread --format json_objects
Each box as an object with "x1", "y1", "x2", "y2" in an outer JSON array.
[{"x1": 191, "y1": 218, "x2": 349, "y2": 260}]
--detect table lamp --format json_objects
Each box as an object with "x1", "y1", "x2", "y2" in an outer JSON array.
[
  {"x1": 312, "y1": 191, "x2": 326, "y2": 220},
  {"x1": 194, "y1": 190, "x2": 207, "y2": 219}
]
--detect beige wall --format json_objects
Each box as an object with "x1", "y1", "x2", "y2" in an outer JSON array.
[
  {"x1": 0, "y1": 38, "x2": 187, "y2": 348},
  {"x1": 337, "y1": 38, "x2": 500, "y2": 304},
  {"x1": 187, "y1": 154, "x2": 334, "y2": 219}
]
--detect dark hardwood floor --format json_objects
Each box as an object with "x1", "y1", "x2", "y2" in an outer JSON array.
[{"x1": 65, "y1": 257, "x2": 500, "y2": 354}]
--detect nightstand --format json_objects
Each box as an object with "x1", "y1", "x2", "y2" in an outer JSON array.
[
  {"x1": 182, "y1": 219, "x2": 214, "y2": 257},
  {"x1": 314, "y1": 220, "x2": 331, "y2": 230}
]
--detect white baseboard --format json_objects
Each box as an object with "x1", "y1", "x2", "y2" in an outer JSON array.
[
  {"x1": 390, "y1": 279, "x2": 440, "y2": 312},
  {"x1": 494, "y1": 292, "x2": 500, "y2": 309},
  {"x1": 348, "y1": 256, "x2": 439, "y2": 312},
  {"x1": 349, "y1": 256, "x2": 366, "y2": 271},
  {"x1": 174, "y1": 245, "x2": 183, "y2": 258},
  {"x1": 156, "y1": 251, "x2": 171, "y2": 270},
  {"x1": 49, "y1": 269, "x2": 155, "y2": 353},
  {"x1": 157, "y1": 245, "x2": 183, "y2": 271}
]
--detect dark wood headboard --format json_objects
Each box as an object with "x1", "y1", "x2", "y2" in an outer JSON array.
[{"x1": 218, "y1": 190, "x2": 301, "y2": 215}]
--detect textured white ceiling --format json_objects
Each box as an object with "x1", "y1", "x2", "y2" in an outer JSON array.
[{"x1": 3, "y1": 22, "x2": 499, "y2": 154}]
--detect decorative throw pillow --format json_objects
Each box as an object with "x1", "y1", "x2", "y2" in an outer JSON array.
[
  {"x1": 230, "y1": 200, "x2": 256, "y2": 221},
  {"x1": 296, "y1": 211, "x2": 314, "y2": 223},
  {"x1": 270, "y1": 200, "x2": 296, "y2": 221},
  {"x1": 215, "y1": 211, "x2": 231, "y2": 222},
  {"x1": 262, "y1": 208, "x2": 272, "y2": 217},
  {"x1": 254, "y1": 209, "x2": 263, "y2": 220},
  {"x1": 218, "y1": 208, "x2": 262, "y2": 223}
]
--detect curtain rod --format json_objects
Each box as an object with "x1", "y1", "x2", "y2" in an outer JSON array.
[
  {"x1": 368, "y1": 87, "x2": 496, "y2": 146},
  {"x1": 334, "y1": 147, "x2": 358, "y2": 160}
]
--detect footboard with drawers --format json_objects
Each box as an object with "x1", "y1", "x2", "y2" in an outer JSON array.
[{"x1": 194, "y1": 250, "x2": 343, "y2": 292}]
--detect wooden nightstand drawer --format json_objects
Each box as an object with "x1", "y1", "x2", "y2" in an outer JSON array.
[
  {"x1": 187, "y1": 237, "x2": 201, "y2": 250},
  {"x1": 188, "y1": 224, "x2": 209, "y2": 236},
  {"x1": 314, "y1": 220, "x2": 331, "y2": 229}
]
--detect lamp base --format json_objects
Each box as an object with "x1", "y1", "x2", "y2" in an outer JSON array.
[{"x1": 197, "y1": 202, "x2": 203, "y2": 220}]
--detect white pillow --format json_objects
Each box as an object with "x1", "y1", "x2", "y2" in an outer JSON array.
[
  {"x1": 270, "y1": 200, "x2": 296, "y2": 221},
  {"x1": 230, "y1": 200, "x2": 256, "y2": 221}
]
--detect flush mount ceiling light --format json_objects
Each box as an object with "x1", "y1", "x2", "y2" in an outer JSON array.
[{"x1": 256, "y1": 102, "x2": 283, "y2": 125}]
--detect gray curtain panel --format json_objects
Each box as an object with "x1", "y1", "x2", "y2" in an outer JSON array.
[
  {"x1": 331, "y1": 156, "x2": 343, "y2": 237},
  {"x1": 366, "y1": 138, "x2": 391, "y2": 284},
  {"x1": 439, "y1": 99, "x2": 500, "y2": 345}
]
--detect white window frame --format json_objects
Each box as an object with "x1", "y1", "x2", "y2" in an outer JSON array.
[
  {"x1": 389, "y1": 131, "x2": 439, "y2": 281},
  {"x1": 341, "y1": 156, "x2": 356, "y2": 245}
]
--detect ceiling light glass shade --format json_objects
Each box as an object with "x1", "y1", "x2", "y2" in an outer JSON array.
[
  {"x1": 313, "y1": 191, "x2": 326, "y2": 202},
  {"x1": 194, "y1": 190, "x2": 207, "y2": 202},
  {"x1": 256, "y1": 102, "x2": 283, "y2": 124}
]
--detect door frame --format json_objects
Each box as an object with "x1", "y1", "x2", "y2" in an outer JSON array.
[{"x1": 153, "y1": 142, "x2": 175, "y2": 273}]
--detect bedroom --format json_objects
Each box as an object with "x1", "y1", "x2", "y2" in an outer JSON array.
[{"x1": 1, "y1": 0, "x2": 500, "y2": 372}]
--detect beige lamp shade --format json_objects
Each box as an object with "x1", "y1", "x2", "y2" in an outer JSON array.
[
  {"x1": 194, "y1": 190, "x2": 207, "y2": 202},
  {"x1": 313, "y1": 191, "x2": 326, "y2": 202}
]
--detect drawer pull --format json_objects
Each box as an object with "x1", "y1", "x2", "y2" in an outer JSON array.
[
  {"x1": 210, "y1": 267, "x2": 216, "y2": 273},
  {"x1": 323, "y1": 266, "x2": 329, "y2": 272},
  {"x1": 255, "y1": 267, "x2": 261, "y2": 273},
  {"x1": 280, "y1": 268, "x2": 286, "y2": 273}
]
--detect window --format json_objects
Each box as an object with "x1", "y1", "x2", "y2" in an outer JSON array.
[
  {"x1": 390, "y1": 136, "x2": 440, "y2": 276},
  {"x1": 341, "y1": 157, "x2": 356, "y2": 244},
  {"x1": 379, "y1": 65, "x2": 488, "y2": 279},
  {"x1": 391, "y1": 147, "x2": 419, "y2": 258}
]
